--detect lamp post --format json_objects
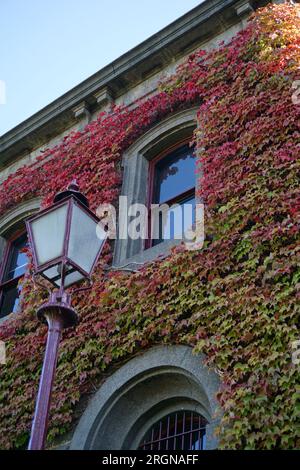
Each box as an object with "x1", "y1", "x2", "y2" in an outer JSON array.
[{"x1": 26, "y1": 181, "x2": 107, "y2": 450}]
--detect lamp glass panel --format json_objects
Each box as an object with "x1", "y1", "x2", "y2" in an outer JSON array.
[
  {"x1": 68, "y1": 204, "x2": 106, "y2": 274},
  {"x1": 30, "y1": 203, "x2": 68, "y2": 266},
  {"x1": 56, "y1": 270, "x2": 85, "y2": 288},
  {"x1": 42, "y1": 263, "x2": 85, "y2": 288},
  {"x1": 42, "y1": 264, "x2": 61, "y2": 285}
]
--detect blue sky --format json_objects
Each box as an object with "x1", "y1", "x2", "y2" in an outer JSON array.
[{"x1": 0, "y1": 0, "x2": 202, "y2": 136}]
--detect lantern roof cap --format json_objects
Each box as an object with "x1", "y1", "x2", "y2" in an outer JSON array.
[{"x1": 53, "y1": 180, "x2": 89, "y2": 207}]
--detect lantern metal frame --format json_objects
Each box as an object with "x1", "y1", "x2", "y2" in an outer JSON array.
[{"x1": 26, "y1": 195, "x2": 106, "y2": 289}]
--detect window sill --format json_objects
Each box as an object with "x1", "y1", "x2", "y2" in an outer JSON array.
[{"x1": 113, "y1": 238, "x2": 182, "y2": 271}]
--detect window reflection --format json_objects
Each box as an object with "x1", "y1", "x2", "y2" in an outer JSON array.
[
  {"x1": 4, "y1": 235, "x2": 28, "y2": 281},
  {"x1": 154, "y1": 145, "x2": 195, "y2": 204}
]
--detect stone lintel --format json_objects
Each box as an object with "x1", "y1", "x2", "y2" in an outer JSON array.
[
  {"x1": 234, "y1": 0, "x2": 254, "y2": 16},
  {"x1": 72, "y1": 101, "x2": 91, "y2": 121}
]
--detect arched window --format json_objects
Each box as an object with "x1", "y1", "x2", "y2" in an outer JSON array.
[
  {"x1": 0, "y1": 231, "x2": 28, "y2": 318},
  {"x1": 113, "y1": 108, "x2": 199, "y2": 267},
  {"x1": 0, "y1": 198, "x2": 41, "y2": 320},
  {"x1": 138, "y1": 410, "x2": 206, "y2": 451}
]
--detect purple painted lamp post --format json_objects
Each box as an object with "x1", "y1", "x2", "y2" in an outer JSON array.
[{"x1": 26, "y1": 181, "x2": 107, "y2": 450}]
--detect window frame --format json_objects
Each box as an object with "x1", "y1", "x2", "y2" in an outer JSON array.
[
  {"x1": 145, "y1": 137, "x2": 196, "y2": 249},
  {"x1": 0, "y1": 229, "x2": 28, "y2": 318}
]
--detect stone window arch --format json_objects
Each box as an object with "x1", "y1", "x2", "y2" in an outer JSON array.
[
  {"x1": 113, "y1": 107, "x2": 199, "y2": 268},
  {"x1": 70, "y1": 345, "x2": 221, "y2": 450}
]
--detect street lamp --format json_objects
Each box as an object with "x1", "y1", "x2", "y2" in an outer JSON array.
[{"x1": 26, "y1": 181, "x2": 107, "y2": 450}]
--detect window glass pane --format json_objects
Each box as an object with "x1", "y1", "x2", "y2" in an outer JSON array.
[
  {"x1": 4, "y1": 235, "x2": 28, "y2": 281},
  {"x1": 154, "y1": 145, "x2": 195, "y2": 204},
  {"x1": 152, "y1": 195, "x2": 195, "y2": 245},
  {"x1": 0, "y1": 282, "x2": 21, "y2": 318}
]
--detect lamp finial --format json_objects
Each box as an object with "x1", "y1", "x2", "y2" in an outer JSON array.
[
  {"x1": 68, "y1": 180, "x2": 79, "y2": 192},
  {"x1": 53, "y1": 179, "x2": 89, "y2": 207}
]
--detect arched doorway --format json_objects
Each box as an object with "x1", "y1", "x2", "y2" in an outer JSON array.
[{"x1": 70, "y1": 345, "x2": 221, "y2": 450}]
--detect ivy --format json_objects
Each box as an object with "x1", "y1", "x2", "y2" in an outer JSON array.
[{"x1": 0, "y1": 4, "x2": 299, "y2": 449}]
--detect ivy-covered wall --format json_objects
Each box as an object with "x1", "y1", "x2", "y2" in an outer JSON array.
[{"x1": 0, "y1": 4, "x2": 299, "y2": 450}]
